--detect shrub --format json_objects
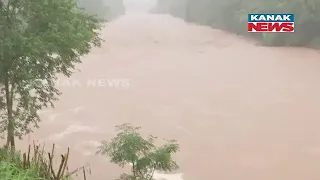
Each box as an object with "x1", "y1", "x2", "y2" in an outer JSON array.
[
  {"x1": 97, "y1": 123, "x2": 180, "y2": 180},
  {"x1": 0, "y1": 143, "x2": 89, "y2": 180}
]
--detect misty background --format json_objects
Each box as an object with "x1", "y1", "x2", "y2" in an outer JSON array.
[{"x1": 79, "y1": 0, "x2": 320, "y2": 48}]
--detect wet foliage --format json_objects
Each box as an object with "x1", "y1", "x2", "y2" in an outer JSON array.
[
  {"x1": 0, "y1": 0, "x2": 103, "y2": 150},
  {"x1": 0, "y1": 143, "x2": 89, "y2": 180},
  {"x1": 153, "y1": 0, "x2": 320, "y2": 48},
  {"x1": 97, "y1": 123, "x2": 180, "y2": 180}
]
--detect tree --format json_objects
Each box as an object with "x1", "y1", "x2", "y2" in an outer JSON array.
[
  {"x1": 96, "y1": 123, "x2": 180, "y2": 180},
  {"x1": 0, "y1": 0, "x2": 103, "y2": 150}
]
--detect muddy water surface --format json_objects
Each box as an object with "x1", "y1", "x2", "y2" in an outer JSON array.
[{"x1": 18, "y1": 13, "x2": 320, "y2": 180}]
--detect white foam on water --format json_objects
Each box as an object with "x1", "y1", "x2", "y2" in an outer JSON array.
[
  {"x1": 127, "y1": 163, "x2": 184, "y2": 180},
  {"x1": 47, "y1": 113, "x2": 62, "y2": 122},
  {"x1": 153, "y1": 172, "x2": 184, "y2": 180},
  {"x1": 68, "y1": 106, "x2": 84, "y2": 113},
  {"x1": 45, "y1": 125, "x2": 100, "y2": 141},
  {"x1": 176, "y1": 125, "x2": 191, "y2": 135},
  {"x1": 37, "y1": 109, "x2": 53, "y2": 115},
  {"x1": 75, "y1": 140, "x2": 101, "y2": 156}
]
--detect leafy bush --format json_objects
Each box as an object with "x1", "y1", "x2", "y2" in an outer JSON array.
[{"x1": 97, "y1": 123, "x2": 180, "y2": 180}]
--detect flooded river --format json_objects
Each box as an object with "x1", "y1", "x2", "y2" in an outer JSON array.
[{"x1": 19, "y1": 13, "x2": 320, "y2": 180}]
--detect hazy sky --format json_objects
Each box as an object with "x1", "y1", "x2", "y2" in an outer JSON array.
[{"x1": 123, "y1": 0, "x2": 157, "y2": 12}]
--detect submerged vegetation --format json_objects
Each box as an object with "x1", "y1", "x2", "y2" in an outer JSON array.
[{"x1": 152, "y1": 0, "x2": 320, "y2": 48}]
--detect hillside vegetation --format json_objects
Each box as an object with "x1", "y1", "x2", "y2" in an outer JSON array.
[{"x1": 152, "y1": 0, "x2": 320, "y2": 48}]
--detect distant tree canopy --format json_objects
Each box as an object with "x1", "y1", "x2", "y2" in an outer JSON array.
[
  {"x1": 152, "y1": 0, "x2": 320, "y2": 48},
  {"x1": 78, "y1": 0, "x2": 125, "y2": 20}
]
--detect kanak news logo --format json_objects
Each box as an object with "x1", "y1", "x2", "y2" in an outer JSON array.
[{"x1": 248, "y1": 13, "x2": 294, "y2": 32}]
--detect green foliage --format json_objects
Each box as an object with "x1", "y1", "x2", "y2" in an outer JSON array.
[
  {"x1": 0, "y1": 144, "x2": 87, "y2": 180},
  {"x1": 153, "y1": 0, "x2": 320, "y2": 48},
  {"x1": 97, "y1": 123, "x2": 180, "y2": 180},
  {"x1": 0, "y1": 0, "x2": 103, "y2": 150},
  {"x1": 0, "y1": 162, "x2": 39, "y2": 180}
]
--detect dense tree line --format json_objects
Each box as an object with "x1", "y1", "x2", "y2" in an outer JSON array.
[{"x1": 152, "y1": 0, "x2": 320, "y2": 48}]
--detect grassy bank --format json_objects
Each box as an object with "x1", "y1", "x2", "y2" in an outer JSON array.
[
  {"x1": 0, "y1": 143, "x2": 87, "y2": 180},
  {"x1": 0, "y1": 124, "x2": 180, "y2": 180}
]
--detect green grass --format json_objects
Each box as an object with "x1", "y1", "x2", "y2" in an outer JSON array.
[
  {"x1": 0, "y1": 161, "x2": 41, "y2": 180},
  {"x1": 0, "y1": 143, "x2": 88, "y2": 180}
]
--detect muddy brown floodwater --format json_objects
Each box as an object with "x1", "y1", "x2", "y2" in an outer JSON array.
[{"x1": 16, "y1": 13, "x2": 320, "y2": 180}]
